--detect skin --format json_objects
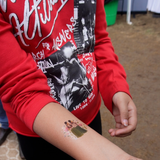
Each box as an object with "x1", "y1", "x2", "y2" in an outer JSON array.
[
  {"x1": 109, "y1": 92, "x2": 137, "y2": 137},
  {"x1": 33, "y1": 92, "x2": 142, "y2": 160}
]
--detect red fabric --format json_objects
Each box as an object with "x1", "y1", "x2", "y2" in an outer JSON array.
[
  {"x1": 0, "y1": 0, "x2": 131, "y2": 137},
  {"x1": 95, "y1": 0, "x2": 131, "y2": 113},
  {"x1": 0, "y1": 13, "x2": 57, "y2": 136}
]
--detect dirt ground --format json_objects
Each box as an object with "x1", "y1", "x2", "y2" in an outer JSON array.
[{"x1": 100, "y1": 12, "x2": 160, "y2": 160}]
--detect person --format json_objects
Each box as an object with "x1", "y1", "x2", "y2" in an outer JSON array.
[
  {"x1": 0, "y1": 0, "x2": 142, "y2": 160},
  {"x1": 0, "y1": 100, "x2": 12, "y2": 145}
]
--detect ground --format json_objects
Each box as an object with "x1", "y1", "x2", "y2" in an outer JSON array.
[{"x1": 100, "y1": 12, "x2": 160, "y2": 160}]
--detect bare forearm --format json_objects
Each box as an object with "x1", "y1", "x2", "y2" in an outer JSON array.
[
  {"x1": 33, "y1": 102, "x2": 140, "y2": 160},
  {"x1": 33, "y1": 102, "x2": 105, "y2": 159},
  {"x1": 33, "y1": 102, "x2": 87, "y2": 158},
  {"x1": 33, "y1": 103, "x2": 108, "y2": 159}
]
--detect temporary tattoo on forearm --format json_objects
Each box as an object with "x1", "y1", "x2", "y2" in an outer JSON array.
[{"x1": 62, "y1": 120, "x2": 87, "y2": 139}]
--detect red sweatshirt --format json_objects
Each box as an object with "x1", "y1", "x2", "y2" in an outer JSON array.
[{"x1": 0, "y1": 0, "x2": 130, "y2": 137}]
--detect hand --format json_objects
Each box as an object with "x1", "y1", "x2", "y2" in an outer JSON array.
[{"x1": 109, "y1": 92, "x2": 137, "y2": 137}]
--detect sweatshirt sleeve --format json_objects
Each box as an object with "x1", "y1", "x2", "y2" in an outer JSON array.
[
  {"x1": 94, "y1": 0, "x2": 131, "y2": 113},
  {"x1": 0, "y1": 13, "x2": 58, "y2": 131}
]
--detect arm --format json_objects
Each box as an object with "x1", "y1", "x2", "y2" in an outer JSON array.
[
  {"x1": 94, "y1": 0, "x2": 137, "y2": 136},
  {"x1": 0, "y1": 12, "x2": 57, "y2": 130},
  {"x1": 33, "y1": 102, "x2": 140, "y2": 160},
  {"x1": 94, "y1": 0, "x2": 131, "y2": 114},
  {"x1": 109, "y1": 92, "x2": 137, "y2": 137},
  {"x1": 33, "y1": 102, "x2": 108, "y2": 159}
]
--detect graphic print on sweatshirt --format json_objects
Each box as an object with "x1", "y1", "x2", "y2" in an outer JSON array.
[
  {"x1": 37, "y1": 0, "x2": 97, "y2": 112},
  {"x1": 39, "y1": 42, "x2": 92, "y2": 111},
  {"x1": 74, "y1": 0, "x2": 96, "y2": 54}
]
